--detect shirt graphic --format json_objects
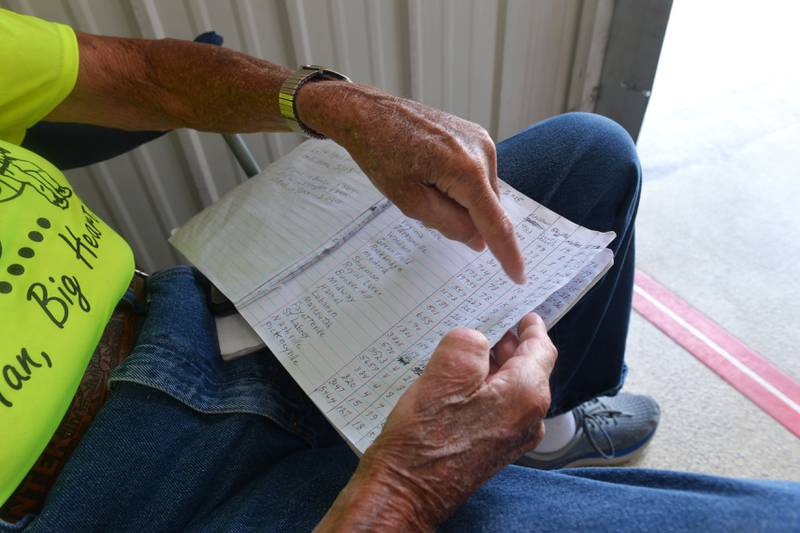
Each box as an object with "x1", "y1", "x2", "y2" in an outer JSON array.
[{"x1": 0, "y1": 146, "x2": 72, "y2": 209}]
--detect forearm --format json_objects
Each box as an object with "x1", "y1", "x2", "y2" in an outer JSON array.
[
  {"x1": 140, "y1": 37, "x2": 293, "y2": 132},
  {"x1": 48, "y1": 33, "x2": 297, "y2": 133},
  {"x1": 314, "y1": 455, "x2": 435, "y2": 533},
  {"x1": 49, "y1": 33, "x2": 424, "y2": 143}
]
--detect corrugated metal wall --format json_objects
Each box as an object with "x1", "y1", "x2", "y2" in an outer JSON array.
[{"x1": 2, "y1": 0, "x2": 613, "y2": 272}]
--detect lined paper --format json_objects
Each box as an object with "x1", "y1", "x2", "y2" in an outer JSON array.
[
  {"x1": 217, "y1": 247, "x2": 612, "y2": 361},
  {"x1": 171, "y1": 140, "x2": 615, "y2": 453},
  {"x1": 170, "y1": 141, "x2": 383, "y2": 304}
]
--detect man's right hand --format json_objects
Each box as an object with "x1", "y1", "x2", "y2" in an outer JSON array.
[
  {"x1": 298, "y1": 81, "x2": 526, "y2": 284},
  {"x1": 316, "y1": 313, "x2": 557, "y2": 531}
]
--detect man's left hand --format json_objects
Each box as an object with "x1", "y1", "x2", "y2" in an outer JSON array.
[{"x1": 316, "y1": 313, "x2": 557, "y2": 531}]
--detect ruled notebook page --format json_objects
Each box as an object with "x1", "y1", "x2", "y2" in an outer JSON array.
[
  {"x1": 171, "y1": 140, "x2": 615, "y2": 454},
  {"x1": 170, "y1": 141, "x2": 383, "y2": 304},
  {"x1": 234, "y1": 187, "x2": 615, "y2": 453}
]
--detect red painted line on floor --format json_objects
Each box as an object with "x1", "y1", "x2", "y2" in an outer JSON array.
[{"x1": 633, "y1": 269, "x2": 800, "y2": 438}]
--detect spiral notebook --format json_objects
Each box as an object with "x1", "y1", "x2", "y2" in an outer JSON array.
[{"x1": 170, "y1": 140, "x2": 614, "y2": 453}]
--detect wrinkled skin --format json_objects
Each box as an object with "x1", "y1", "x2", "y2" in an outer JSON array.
[
  {"x1": 298, "y1": 82, "x2": 526, "y2": 285},
  {"x1": 316, "y1": 313, "x2": 558, "y2": 531}
]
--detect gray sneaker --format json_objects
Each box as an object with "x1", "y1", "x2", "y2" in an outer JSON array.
[{"x1": 516, "y1": 392, "x2": 661, "y2": 469}]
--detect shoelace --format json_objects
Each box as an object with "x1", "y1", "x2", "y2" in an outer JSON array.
[{"x1": 579, "y1": 398, "x2": 634, "y2": 459}]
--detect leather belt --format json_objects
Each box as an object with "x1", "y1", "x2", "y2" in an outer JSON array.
[{"x1": 0, "y1": 272, "x2": 148, "y2": 523}]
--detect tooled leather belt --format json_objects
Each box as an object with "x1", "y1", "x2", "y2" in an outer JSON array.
[{"x1": 0, "y1": 272, "x2": 148, "y2": 523}]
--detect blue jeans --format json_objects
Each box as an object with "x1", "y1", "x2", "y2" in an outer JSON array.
[{"x1": 6, "y1": 114, "x2": 798, "y2": 532}]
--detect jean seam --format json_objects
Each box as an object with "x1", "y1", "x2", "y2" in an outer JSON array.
[{"x1": 109, "y1": 376, "x2": 315, "y2": 446}]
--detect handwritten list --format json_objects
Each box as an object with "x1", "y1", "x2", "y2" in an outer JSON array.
[
  {"x1": 171, "y1": 141, "x2": 384, "y2": 304},
  {"x1": 172, "y1": 140, "x2": 615, "y2": 454}
]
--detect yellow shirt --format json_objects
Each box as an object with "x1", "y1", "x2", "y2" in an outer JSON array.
[
  {"x1": 0, "y1": 9, "x2": 79, "y2": 145},
  {"x1": 0, "y1": 9, "x2": 134, "y2": 505}
]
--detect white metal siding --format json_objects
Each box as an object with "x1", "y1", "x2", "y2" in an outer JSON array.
[{"x1": 1, "y1": 0, "x2": 612, "y2": 272}]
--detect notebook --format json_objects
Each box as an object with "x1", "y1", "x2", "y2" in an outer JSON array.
[{"x1": 170, "y1": 140, "x2": 615, "y2": 453}]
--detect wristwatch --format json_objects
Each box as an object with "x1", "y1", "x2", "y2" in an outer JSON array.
[{"x1": 278, "y1": 64, "x2": 351, "y2": 139}]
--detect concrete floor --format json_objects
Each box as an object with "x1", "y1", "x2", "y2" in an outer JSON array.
[
  {"x1": 625, "y1": 314, "x2": 800, "y2": 478},
  {"x1": 619, "y1": 0, "x2": 800, "y2": 479}
]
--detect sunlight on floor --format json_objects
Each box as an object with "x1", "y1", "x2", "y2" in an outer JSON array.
[{"x1": 625, "y1": 0, "x2": 800, "y2": 478}]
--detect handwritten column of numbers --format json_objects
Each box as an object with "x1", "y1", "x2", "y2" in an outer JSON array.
[
  {"x1": 335, "y1": 212, "x2": 591, "y2": 448},
  {"x1": 261, "y1": 202, "x2": 608, "y2": 451},
  {"x1": 345, "y1": 217, "x2": 610, "y2": 449}
]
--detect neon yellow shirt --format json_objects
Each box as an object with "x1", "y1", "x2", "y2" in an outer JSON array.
[
  {"x1": 0, "y1": 9, "x2": 79, "y2": 145},
  {"x1": 0, "y1": 9, "x2": 135, "y2": 504}
]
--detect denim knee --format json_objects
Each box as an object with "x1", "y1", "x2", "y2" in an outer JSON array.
[
  {"x1": 526, "y1": 112, "x2": 639, "y2": 194},
  {"x1": 570, "y1": 112, "x2": 638, "y2": 180},
  {"x1": 559, "y1": 113, "x2": 642, "y2": 238},
  {"x1": 500, "y1": 112, "x2": 641, "y2": 229}
]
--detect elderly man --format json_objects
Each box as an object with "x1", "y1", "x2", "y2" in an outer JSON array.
[{"x1": 0, "y1": 8, "x2": 797, "y2": 532}]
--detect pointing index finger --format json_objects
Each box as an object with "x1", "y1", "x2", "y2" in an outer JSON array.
[{"x1": 467, "y1": 185, "x2": 526, "y2": 284}]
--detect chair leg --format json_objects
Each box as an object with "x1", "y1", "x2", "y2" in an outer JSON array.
[{"x1": 222, "y1": 133, "x2": 261, "y2": 179}]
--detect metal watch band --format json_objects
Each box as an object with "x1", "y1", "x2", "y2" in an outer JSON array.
[{"x1": 278, "y1": 64, "x2": 351, "y2": 139}]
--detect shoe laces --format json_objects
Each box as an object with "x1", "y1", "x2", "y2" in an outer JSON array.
[{"x1": 578, "y1": 398, "x2": 634, "y2": 459}]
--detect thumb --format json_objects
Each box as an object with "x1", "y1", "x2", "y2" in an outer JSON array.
[{"x1": 421, "y1": 328, "x2": 491, "y2": 394}]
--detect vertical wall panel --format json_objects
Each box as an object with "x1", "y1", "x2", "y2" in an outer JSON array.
[
  {"x1": 566, "y1": 0, "x2": 614, "y2": 112},
  {"x1": 3, "y1": 0, "x2": 612, "y2": 272}
]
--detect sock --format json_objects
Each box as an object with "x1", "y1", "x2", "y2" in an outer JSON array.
[{"x1": 532, "y1": 411, "x2": 577, "y2": 453}]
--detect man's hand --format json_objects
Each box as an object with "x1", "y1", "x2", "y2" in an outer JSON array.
[
  {"x1": 298, "y1": 82, "x2": 526, "y2": 284},
  {"x1": 316, "y1": 313, "x2": 557, "y2": 531}
]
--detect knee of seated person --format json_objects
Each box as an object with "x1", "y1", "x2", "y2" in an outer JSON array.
[
  {"x1": 515, "y1": 112, "x2": 638, "y2": 168},
  {"x1": 556, "y1": 112, "x2": 637, "y2": 162},
  {"x1": 559, "y1": 112, "x2": 640, "y2": 196},
  {"x1": 503, "y1": 113, "x2": 641, "y2": 207}
]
